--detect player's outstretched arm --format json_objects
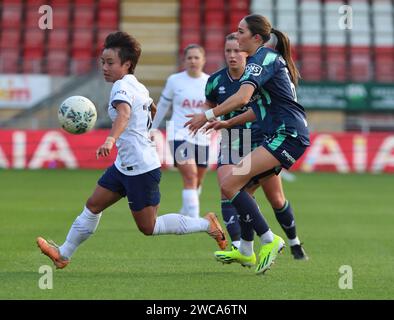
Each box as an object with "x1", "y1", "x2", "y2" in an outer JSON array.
[{"x1": 96, "y1": 102, "x2": 130, "y2": 158}]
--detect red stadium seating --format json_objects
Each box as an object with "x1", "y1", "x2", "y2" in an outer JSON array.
[
  {"x1": 73, "y1": 6, "x2": 95, "y2": 29},
  {"x1": 326, "y1": 46, "x2": 347, "y2": 81},
  {"x1": 72, "y1": 29, "x2": 94, "y2": 54},
  {"x1": 299, "y1": 45, "x2": 323, "y2": 81},
  {"x1": 1, "y1": 5, "x2": 22, "y2": 28},
  {"x1": 46, "y1": 50, "x2": 69, "y2": 75},
  {"x1": 98, "y1": 0, "x2": 118, "y2": 10},
  {"x1": 350, "y1": 47, "x2": 371, "y2": 82},
  {"x1": 180, "y1": 30, "x2": 202, "y2": 50},
  {"x1": 205, "y1": 11, "x2": 225, "y2": 30},
  {"x1": 23, "y1": 47, "x2": 44, "y2": 73},
  {"x1": 229, "y1": 0, "x2": 249, "y2": 10},
  {"x1": 205, "y1": 51, "x2": 224, "y2": 74},
  {"x1": 71, "y1": 51, "x2": 94, "y2": 75},
  {"x1": 24, "y1": 29, "x2": 46, "y2": 51},
  {"x1": 229, "y1": 11, "x2": 247, "y2": 33},
  {"x1": 52, "y1": 7, "x2": 71, "y2": 29},
  {"x1": 375, "y1": 47, "x2": 394, "y2": 82},
  {"x1": 97, "y1": 9, "x2": 118, "y2": 29},
  {"x1": 181, "y1": 11, "x2": 201, "y2": 30},
  {"x1": 0, "y1": 49, "x2": 20, "y2": 73},
  {"x1": 2, "y1": 0, "x2": 23, "y2": 5},
  {"x1": 204, "y1": 29, "x2": 226, "y2": 51},
  {"x1": 180, "y1": 0, "x2": 200, "y2": 9},
  {"x1": 48, "y1": 29, "x2": 69, "y2": 50},
  {"x1": 74, "y1": 0, "x2": 95, "y2": 5},
  {"x1": 205, "y1": 0, "x2": 225, "y2": 10},
  {"x1": 0, "y1": 29, "x2": 21, "y2": 49}
]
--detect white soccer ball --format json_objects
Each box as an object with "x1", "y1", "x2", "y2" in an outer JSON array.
[{"x1": 58, "y1": 96, "x2": 97, "y2": 134}]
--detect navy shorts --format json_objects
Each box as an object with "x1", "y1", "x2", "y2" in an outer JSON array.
[
  {"x1": 98, "y1": 164, "x2": 161, "y2": 211},
  {"x1": 169, "y1": 140, "x2": 209, "y2": 168},
  {"x1": 218, "y1": 140, "x2": 262, "y2": 167},
  {"x1": 261, "y1": 133, "x2": 308, "y2": 169},
  {"x1": 218, "y1": 128, "x2": 264, "y2": 167}
]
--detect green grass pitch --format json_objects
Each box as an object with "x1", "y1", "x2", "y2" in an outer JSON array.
[{"x1": 0, "y1": 169, "x2": 393, "y2": 299}]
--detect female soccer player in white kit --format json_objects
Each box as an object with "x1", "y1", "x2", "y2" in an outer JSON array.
[
  {"x1": 36, "y1": 32, "x2": 226, "y2": 269},
  {"x1": 152, "y1": 44, "x2": 210, "y2": 218}
]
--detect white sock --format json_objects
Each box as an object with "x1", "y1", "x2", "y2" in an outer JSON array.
[
  {"x1": 59, "y1": 206, "x2": 102, "y2": 259},
  {"x1": 260, "y1": 229, "x2": 274, "y2": 244},
  {"x1": 152, "y1": 213, "x2": 209, "y2": 235},
  {"x1": 239, "y1": 239, "x2": 254, "y2": 257},
  {"x1": 197, "y1": 185, "x2": 202, "y2": 196},
  {"x1": 288, "y1": 236, "x2": 300, "y2": 246},
  {"x1": 182, "y1": 189, "x2": 200, "y2": 218},
  {"x1": 232, "y1": 240, "x2": 240, "y2": 249}
]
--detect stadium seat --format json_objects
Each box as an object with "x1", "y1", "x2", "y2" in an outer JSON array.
[
  {"x1": 52, "y1": 7, "x2": 71, "y2": 29},
  {"x1": 299, "y1": 45, "x2": 323, "y2": 81},
  {"x1": 229, "y1": 0, "x2": 249, "y2": 11},
  {"x1": 375, "y1": 47, "x2": 394, "y2": 82},
  {"x1": 74, "y1": 0, "x2": 95, "y2": 5},
  {"x1": 73, "y1": 6, "x2": 95, "y2": 29},
  {"x1": 181, "y1": 11, "x2": 200, "y2": 30},
  {"x1": 2, "y1": 0, "x2": 23, "y2": 5},
  {"x1": 1, "y1": 5, "x2": 22, "y2": 29},
  {"x1": 97, "y1": 0, "x2": 118, "y2": 10},
  {"x1": 48, "y1": 29, "x2": 69, "y2": 50},
  {"x1": 180, "y1": 30, "x2": 202, "y2": 50},
  {"x1": 0, "y1": 48, "x2": 20, "y2": 73},
  {"x1": 23, "y1": 47, "x2": 44, "y2": 73},
  {"x1": 229, "y1": 11, "x2": 248, "y2": 32},
  {"x1": 72, "y1": 29, "x2": 94, "y2": 53},
  {"x1": 326, "y1": 46, "x2": 347, "y2": 81},
  {"x1": 204, "y1": 30, "x2": 226, "y2": 51},
  {"x1": 46, "y1": 50, "x2": 69, "y2": 75},
  {"x1": 180, "y1": 0, "x2": 200, "y2": 9},
  {"x1": 204, "y1": 51, "x2": 224, "y2": 74},
  {"x1": 71, "y1": 51, "x2": 94, "y2": 75},
  {"x1": 24, "y1": 29, "x2": 46, "y2": 50},
  {"x1": 205, "y1": 11, "x2": 225, "y2": 30},
  {"x1": 0, "y1": 29, "x2": 21, "y2": 49},
  {"x1": 350, "y1": 47, "x2": 371, "y2": 82},
  {"x1": 97, "y1": 9, "x2": 118, "y2": 29},
  {"x1": 205, "y1": 0, "x2": 225, "y2": 10}
]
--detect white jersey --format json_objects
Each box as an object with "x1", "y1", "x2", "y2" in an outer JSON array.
[
  {"x1": 153, "y1": 71, "x2": 210, "y2": 146},
  {"x1": 108, "y1": 74, "x2": 161, "y2": 176}
]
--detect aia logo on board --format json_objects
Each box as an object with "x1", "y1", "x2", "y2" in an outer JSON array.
[{"x1": 182, "y1": 99, "x2": 204, "y2": 108}]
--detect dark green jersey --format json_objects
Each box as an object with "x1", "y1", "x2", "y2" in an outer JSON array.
[{"x1": 205, "y1": 67, "x2": 263, "y2": 146}]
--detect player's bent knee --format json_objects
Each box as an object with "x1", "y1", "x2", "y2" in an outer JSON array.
[
  {"x1": 137, "y1": 224, "x2": 154, "y2": 236},
  {"x1": 85, "y1": 199, "x2": 102, "y2": 214},
  {"x1": 270, "y1": 197, "x2": 286, "y2": 210}
]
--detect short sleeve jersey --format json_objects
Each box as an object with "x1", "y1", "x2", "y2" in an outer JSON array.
[
  {"x1": 240, "y1": 47, "x2": 310, "y2": 146},
  {"x1": 161, "y1": 71, "x2": 210, "y2": 146},
  {"x1": 205, "y1": 67, "x2": 263, "y2": 145},
  {"x1": 108, "y1": 74, "x2": 161, "y2": 176}
]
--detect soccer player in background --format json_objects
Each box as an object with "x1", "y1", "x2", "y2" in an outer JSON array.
[
  {"x1": 186, "y1": 14, "x2": 310, "y2": 274},
  {"x1": 205, "y1": 33, "x2": 308, "y2": 260},
  {"x1": 37, "y1": 31, "x2": 226, "y2": 269},
  {"x1": 151, "y1": 45, "x2": 210, "y2": 219}
]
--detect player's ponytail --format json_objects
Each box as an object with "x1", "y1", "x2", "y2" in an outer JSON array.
[{"x1": 270, "y1": 28, "x2": 300, "y2": 86}]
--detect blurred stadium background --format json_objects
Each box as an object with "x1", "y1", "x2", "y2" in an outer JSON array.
[
  {"x1": 0, "y1": 0, "x2": 393, "y2": 173},
  {"x1": 1, "y1": 1, "x2": 394, "y2": 300}
]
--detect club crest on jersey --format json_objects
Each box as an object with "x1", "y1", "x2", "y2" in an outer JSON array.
[
  {"x1": 245, "y1": 63, "x2": 263, "y2": 76},
  {"x1": 218, "y1": 86, "x2": 226, "y2": 94}
]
